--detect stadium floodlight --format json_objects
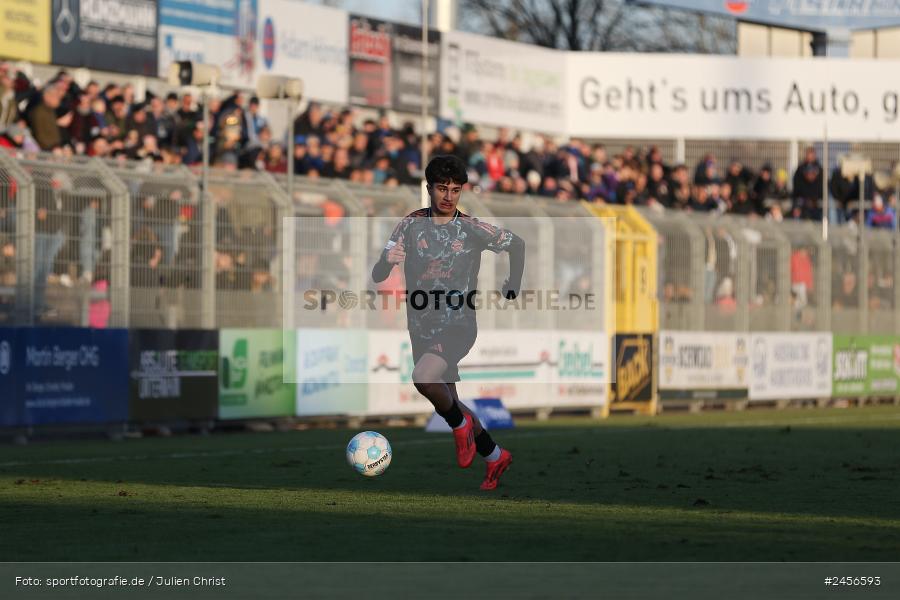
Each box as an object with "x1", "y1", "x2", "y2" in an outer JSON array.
[
  {"x1": 256, "y1": 75, "x2": 304, "y2": 201},
  {"x1": 167, "y1": 61, "x2": 220, "y2": 88}
]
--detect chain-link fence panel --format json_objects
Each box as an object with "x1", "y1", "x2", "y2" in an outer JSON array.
[
  {"x1": 207, "y1": 170, "x2": 289, "y2": 328},
  {"x1": 473, "y1": 192, "x2": 554, "y2": 331},
  {"x1": 15, "y1": 154, "x2": 126, "y2": 327},
  {"x1": 638, "y1": 206, "x2": 704, "y2": 331},
  {"x1": 732, "y1": 217, "x2": 791, "y2": 332},
  {"x1": 690, "y1": 213, "x2": 750, "y2": 332},
  {"x1": 110, "y1": 162, "x2": 201, "y2": 328},
  {"x1": 779, "y1": 219, "x2": 831, "y2": 331},
  {"x1": 866, "y1": 227, "x2": 896, "y2": 334},
  {"x1": 0, "y1": 151, "x2": 34, "y2": 325},
  {"x1": 829, "y1": 225, "x2": 863, "y2": 334}
]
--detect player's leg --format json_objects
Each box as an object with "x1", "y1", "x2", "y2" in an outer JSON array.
[
  {"x1": 411, "y1": 352, "x2": 476, "y2": 468},
  {"x1": 447, "y1": 383, "x2": 484, "y2": 436},
  {"x1": 447, "y1": 382, "x2": 511, "y2": 488},
  {"x1": 411, "y1": 352, "x2": 454, "y2": 412}
]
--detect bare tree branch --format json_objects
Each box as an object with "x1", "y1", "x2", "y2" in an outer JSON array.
[{"x1": 458, "y1": 0, "x2": 736, "y2": 54}]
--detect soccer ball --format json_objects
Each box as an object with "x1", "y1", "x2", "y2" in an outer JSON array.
[{"x1": 346, "y1": 431, "x2": 392, "y2": 477}]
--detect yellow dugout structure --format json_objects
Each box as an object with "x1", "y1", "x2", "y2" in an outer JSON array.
[{"x1": 585, "y1": 204, "x2": 659, "y2": 415}]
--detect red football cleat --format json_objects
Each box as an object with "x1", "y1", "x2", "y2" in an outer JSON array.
[
  {"x1": 453, "y1": 414, "x2": 476, "y2": 468},
  {"x1": 480, "y1": 449, "x2": 512, "y2": 490}
]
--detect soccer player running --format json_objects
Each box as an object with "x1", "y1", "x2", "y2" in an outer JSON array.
[{"x1": 372, "y1": 155, "x2": 525, "y2": 490}]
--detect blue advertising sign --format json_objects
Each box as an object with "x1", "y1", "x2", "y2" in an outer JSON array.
[
  {"x1": 631, "y1": 0, "x2": 900, "y2": 31},
  {"x1": 425, "y1": 398, "x2": 515, "y2": 432},
  {"x1": 16, "y1": 328, "x2": 129, "y2": 426},
  {"x1": 0, "y1": 328, "x2": 18, "y2": 427}
]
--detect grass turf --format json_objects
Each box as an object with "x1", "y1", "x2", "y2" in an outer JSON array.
[{"x1": 1, "y1": 405, "x2": 899, "y2": 561}]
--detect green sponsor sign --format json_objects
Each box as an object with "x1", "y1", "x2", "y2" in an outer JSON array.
[
  {"x1": 219, "y1": 329, "x2": 296, "y2": 419},
  {"x1": 832, "y1": 335, "x2": 900, "y2": 397}
]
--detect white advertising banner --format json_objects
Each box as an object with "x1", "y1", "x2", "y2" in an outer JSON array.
[
  {"x1": 440, "y1": 30, "x2": 565, "y2": 133},
  {"x1": 256, "y1": 0, "x2": 348, "y2": 104},
  {"x1": 366, "y1": 329, "x2": 432, "y2": 416},
  {"x1": 294, "y1": 328, "x2": 368, "y2": 416},
  {"x1": 566, "y1": 53, "x2": 900, "y2": 141},
  {"x1": 158, "y1": 0, "x2": 258, "y2": 89},
  {"x1": 658, "y1": 331, "x2": 749, "y2": 399},
  {"x1": 366, "y1": 330, "x2": 607, "y2": 415},
  {"x1": 749, "y1": 333, "x2": 833, "y2": 401}
]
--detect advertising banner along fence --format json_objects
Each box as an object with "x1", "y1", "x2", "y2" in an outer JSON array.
[
  {"x1": 8, "y1": 327, "x2": 129, "y2": 426},
  {"x1": 129, "y1": 329, "x2": 219, "y2": 422},
  {"x1": 658, "y1": 331, "x2": 749, "y2": 400},
  {"x1": 219, "y1": 329, "x2": 295, "y2": 419},
  {"x1": 833, "y1": 335, "x2": 900, "y2": 398},
  {"x1": 750, "y1": 333, "x2": 832, "y2": 401},
  {"x1": 53, "y1": 0, "x2": 158, "y2": 75},
  {"x1": 366, "y1": 329, "x2": 608, "y2": 416},
  {"x1": 294, "y1": 328, "x2": 368, "y2": 416}
]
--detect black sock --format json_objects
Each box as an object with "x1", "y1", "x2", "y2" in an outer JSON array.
[
  {"x1": 475, "y1": 430, "x2": 497, "y2": 457},
  {"x1": 436, "y1": 401, "x2": 464, "y2": 428}
]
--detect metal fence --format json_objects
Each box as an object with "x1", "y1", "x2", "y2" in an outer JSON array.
[{"x1": 1, "y1": 152, "x2": 899, "y2": 336}]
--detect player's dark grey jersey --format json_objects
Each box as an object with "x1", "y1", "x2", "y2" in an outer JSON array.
[{"x1": 380, "y1": 207, "x2": 520, "y2": 337}]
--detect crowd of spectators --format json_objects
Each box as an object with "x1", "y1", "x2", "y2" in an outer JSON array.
[
  {"x1": 2, "y1": 61, "x2": 898, "y2": 231},
  {"x1": 2, "y1": 61, "x2": 899, "y2": 323}
]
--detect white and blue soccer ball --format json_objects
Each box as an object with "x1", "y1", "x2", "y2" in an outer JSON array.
[{"x1": 346, "y1": 431, "x2": 392, "y2": 477}]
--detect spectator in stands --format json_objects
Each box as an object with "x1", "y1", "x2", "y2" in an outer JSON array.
[
  {"x1": 832, "y1": 269, "x2": 858, "y2": 308},
  {"x1": 694, "y1": 153, "x2": 718, "y2": 185},
  {"x1": 182, "y1": 122, "x2": 206, "y2": 166},
  {"x1": 866, "y1": 194, "x2": 896, "y2": 229},
  {"x1": 0, "y1": 122, "x2": 26, "y2": 150},
  {"x1": 790, "y1": 246, "x2": 814, "y2": 317},
  {"x1": 715, "y1": 277, "x2": 737, "y2": 314},
  {"x1": 105, "y1": 95, "x2": 129, "y2": 141},
  {"x1": 0, "y1": 63, "x2": 18, "y2": 128},
  {"x1": 295, "y1": 102, "x2": 325, "y2": 138},
  {"x1": 264, "y1": 143, "x2": 287, "y2": 173},
  {"x1": 246, "y1": 96, "x2": 268, "y2": 148},
  {"x1": 646, "y1": 162, "x2": 669, "y2": 206},
  {"x1": 28, "y1": 84, "x2": 65, "y2": 151},
  {"x1": 34, "y1": 172, "x2": 67, "y2": 316},
  {"x1": 691, "y1": 184, "x2": 717, "y2": 212},
  {"x1": 791, "y1": 147, "x2": 823, "y2": 219},
  {"x1": 751, "y1": 164, "x2": 775, "y2": 214},
  {"x1": 729, "y1": 184, "x2": 755, "y2": 216},
  {"x1": 148, "y1": 93, "x2": 175, "y2": 148},
  {"x1": 725, "y1": 159, "x2": 754, "y2": 193}
]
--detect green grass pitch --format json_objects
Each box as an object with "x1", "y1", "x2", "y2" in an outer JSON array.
[{"x1": 1, "y1": 406, "x2": 899, "y2": 561}]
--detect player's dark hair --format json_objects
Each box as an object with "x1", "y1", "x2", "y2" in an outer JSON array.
[{"x1": 425, "y1": 155, "x2": 468, "y2": 187}]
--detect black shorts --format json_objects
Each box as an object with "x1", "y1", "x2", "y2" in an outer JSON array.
[{"x1": 409, "y1": 326, "x2": 477, "y2": 383}]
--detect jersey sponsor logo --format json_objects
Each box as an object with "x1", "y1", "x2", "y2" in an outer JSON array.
[
  {"x1": 418, "y1": 238, "x2": 428, "y2": 250},
  {"x1": 423, "y1": 261, "x2": 453, "y2": 280},
  {"x1": 451, "y1": 239, "x2": 464, "y2": 253}
]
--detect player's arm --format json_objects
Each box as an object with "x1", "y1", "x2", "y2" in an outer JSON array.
[
  {"x1": 372, "y1": 222, "x2": 407, "y2": 283},
  {"x1": 502, "y1": 232, "x2": 525, "y2": 300},
  {"x1": 472, "y1": 219, "x2": 526, "y2": 299}
]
